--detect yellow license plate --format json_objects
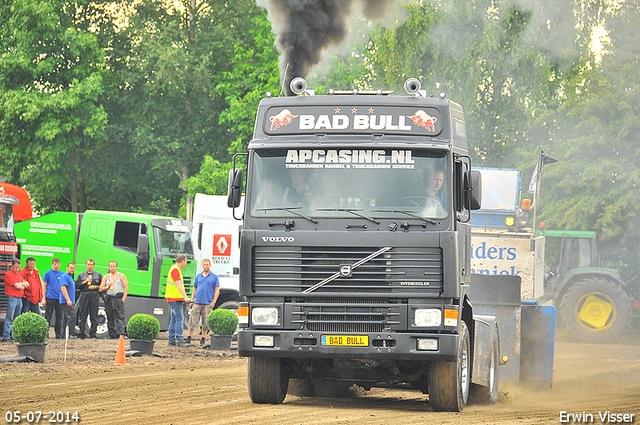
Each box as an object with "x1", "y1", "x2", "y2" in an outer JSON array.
[{"x1": 321, "y1": 335, "x2": 369, "y2": 347}]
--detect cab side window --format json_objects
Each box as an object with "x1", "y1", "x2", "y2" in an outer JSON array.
[
  {"x1": 454, "y1": 160, "x2": 471, "y2": 221},
  {"x1": 114, "y1": 221, "x2": 139, "y2": 253}
]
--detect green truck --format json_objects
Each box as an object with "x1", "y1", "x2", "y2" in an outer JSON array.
[{"x1": 15, "y1": 211, "x2": 196, "y2": 336}]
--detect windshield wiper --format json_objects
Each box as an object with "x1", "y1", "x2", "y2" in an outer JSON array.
[
  {"x1": 256, "y1": 207, "x2": 318, "y2": 223},
  {"x1": 373, "y1": 209, "x2": 438, "y2": 225},
  {"x1": 316, "y1": 208, "x2": 380, "y2": 224}
]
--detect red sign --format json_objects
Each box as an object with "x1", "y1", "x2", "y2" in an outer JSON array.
[
  {"x1": 0, "y1": 242, "x2": 19, "y2": 255},
  {"x1": 213, "y1": 234, "x2": 231, "y2": 256}
]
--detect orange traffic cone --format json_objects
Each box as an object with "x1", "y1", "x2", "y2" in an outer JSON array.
[{"x1": 115, "y1": 335, "x2": 127, "y2": 365}]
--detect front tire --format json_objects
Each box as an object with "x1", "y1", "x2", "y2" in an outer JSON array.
[
  {"x1": 92, "y1": 305, "x2": 109, "y2": 339},
  {"x1": 429, "y1": 321, "x2": 470, "y2": 412},
  {"x1": 559, "y1": 278, "x2": 632, "y2": 343},
  {"x1": 247, "y1": 357, "x2": 289, "y2": 404}
]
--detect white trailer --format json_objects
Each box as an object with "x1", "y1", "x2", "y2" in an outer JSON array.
[
  {"x1": 192, "y1": 193, "x2": 244, "y2": 308},
  {"x1": 470, "y1": 229, "x2": 545, "y2": 300}
]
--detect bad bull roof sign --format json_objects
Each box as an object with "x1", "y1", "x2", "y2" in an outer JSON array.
[{"x1": 264, "y1": 106, "x2": 442, "y2": 136}]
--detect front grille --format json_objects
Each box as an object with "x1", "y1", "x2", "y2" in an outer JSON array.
[
  {"x1": 0, "y1": 253, "x2": 14, "y2": 263},
  {"x1": 183, "y1": 277, "x2": 194, "y2": 294},
  {"x1": 0, "y1": 271, "x2": 6, "y2": 311},
  {"x1": 0, "y1": 284, "x2": 6, "y2": 311},
  {"x1": 308, "y1": 322, "x2": 384, "y2": 333},
  {"x1": 253, "y1": 246, "x2": 442, "y2": 295},
  {"x1": 291, "y1": 301, "x2": 401, "y2": 333}
]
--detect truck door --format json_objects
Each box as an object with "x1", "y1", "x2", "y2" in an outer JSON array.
[
  {"x1": 455, "y1": 158, "x2": 472, "y2": 282},
  {"x1": 112, "y1": 221, "x2": 151, "y2": 297}
]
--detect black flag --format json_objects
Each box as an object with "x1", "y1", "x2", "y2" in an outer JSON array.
[
  {"x1": 529, "y1": 150, "x2": 558, "y2": 194},
  {"x1": 541, "y1": 151, "x2": 558, "y2": 166}
]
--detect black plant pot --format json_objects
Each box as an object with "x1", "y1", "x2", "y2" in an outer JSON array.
[
  {"x1": 17, "y1": 343, "x2": 47, "y2": 363},
  {"x1": 210, "y1": 335, "x2": 232, "y2": 350},
  {"x1": 129, "y1": 339, "x2": 155, "y2": 355}
]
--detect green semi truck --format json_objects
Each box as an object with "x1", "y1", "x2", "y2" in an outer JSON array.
[{"x1": 15, "y1": 211, "x2": 196, "y2": 336}]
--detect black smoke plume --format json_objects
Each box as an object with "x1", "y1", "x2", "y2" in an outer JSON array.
[{"x1": 258, "y1": 0, "x2": 392, "y2": 95}]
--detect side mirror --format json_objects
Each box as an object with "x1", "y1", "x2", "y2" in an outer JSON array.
[
  {"x1": 227, "y1": 168, "x2": 243, "y2": 208},
  {"x1": 469, "y1": 170, "x2": 482, "y2": 210},
  {"x1": 136, "y1": 233, "x2": 150, "y2": 271}
]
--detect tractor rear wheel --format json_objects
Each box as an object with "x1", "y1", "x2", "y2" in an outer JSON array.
[{"x1": 559, "y1": 278, "x2": 632, "y2": 343}]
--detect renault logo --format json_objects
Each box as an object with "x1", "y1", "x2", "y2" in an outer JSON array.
[{"x1": 339, "y1": 265, "x2": 352, "y2": 277}]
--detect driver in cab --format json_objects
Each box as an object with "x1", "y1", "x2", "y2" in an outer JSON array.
[
  {"x1": 425, "y1": 169, "x2": 444, "y2": 204},
  {"x1": 420, "y1": 168, "x2": 447, "y2": 218},
  {"x1": 281, "y1": 168, "x2": 314, "y2": 207}
]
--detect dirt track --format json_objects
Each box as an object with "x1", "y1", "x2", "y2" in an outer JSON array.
[{"x1": 1, "y1": 329, "x2": 639, "y2": 425}]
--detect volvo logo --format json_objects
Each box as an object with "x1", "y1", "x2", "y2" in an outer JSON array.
[
  {"x1": 339, "y1": 265, "x2": 352, "y2": 277},
  {"x1": 261, "y1": 236, "x2": 295, "y2": 243}
]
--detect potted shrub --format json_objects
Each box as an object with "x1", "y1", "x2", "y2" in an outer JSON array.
[
  {"x1": 12, "y1": 312, "x2": 49, "y2": 363},
  {"x1": 126, "y1": 313, "x2": 160, "y2": 355},
  {"x1": 207, "y1": 309, "x2": 238, "y2": 350}
]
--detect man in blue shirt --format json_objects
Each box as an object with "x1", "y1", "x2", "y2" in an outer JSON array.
[
  {"x1": 187, "y1": 259, "x2": 220, "y2": 347},
  {"x1": 43, "y1": 258, "x2": 65, "y2": 339},
  {"x1": 59, "y1": 262, "x2": 78, "y2": 339}
]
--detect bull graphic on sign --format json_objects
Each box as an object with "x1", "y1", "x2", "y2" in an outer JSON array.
[
  {"x1": 408, "y1": 110, "x2": 437, "y2": 132},
  {"x1": 269, "y1": 109, "x2": 299, "y2": 131}
]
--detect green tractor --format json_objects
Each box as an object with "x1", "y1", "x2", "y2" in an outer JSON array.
[{"x1": 542, "y1": 229, "x2": 635, "y2": 342}]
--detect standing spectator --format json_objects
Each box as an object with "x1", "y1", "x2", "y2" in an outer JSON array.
[
  {"x1": 187, "y1": 259, "x2": 220, "y2": 347},
  {"x1": 21, "y1": 257, "x2": 43, "y2": 314},
  {"x1": 164, "y1": 254, "x2": 191, "y2": 347},
  {"x1": 2, "y1": 259, "x2": 28, "y2": 342},
  {"x1": 43, "y1": 258, "x2": 65, "y2": 339},
  {"x1": 59, "y1": 262, "x2": 78, "y2": 339},
  {"x1": 99, "y1": 261, "x2": 128, "y2": 339},
  {"x1": 75, "y1": 259, "x2": 103, "y2": 339}
]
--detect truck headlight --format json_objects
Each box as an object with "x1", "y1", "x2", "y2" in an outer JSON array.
[
  {"x1": 414, "y1": 309, "x2": 442, "y2": 327},
  {"x1": 251, "y1": 307, "x2": 278, "y2": 325}
]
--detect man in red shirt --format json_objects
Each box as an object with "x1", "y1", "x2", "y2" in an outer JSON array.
[
  {"x1": 21, "y1": 257, "x2": 43, "y2": 315},
  {"x1": 2, "y1": 258, "x2": 29, "y2": 342}
]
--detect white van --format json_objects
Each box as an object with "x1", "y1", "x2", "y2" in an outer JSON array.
[{"x1": 192, "y1": 193, "x2": 244, "y2": 310}]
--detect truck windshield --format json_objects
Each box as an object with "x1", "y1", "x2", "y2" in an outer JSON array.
[
  {"x1": 249, "y1": 148, "x2": 449, "y2": 220},
  {"x1": 153, "y1": 226, "x2": 194, "y2": 259},
  {"x1": 0, "y1": 204, "x2": 14, "y2": 240}
]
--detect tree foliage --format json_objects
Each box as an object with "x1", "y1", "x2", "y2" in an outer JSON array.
[
  {"x1": 0, "y1": 0, "x2": 109, "y2": 213},
  {"x1": 538, "y1": 1, "x2": 640, "y2": 281},
  {"x1": 100, "y1": 0, "x2": 277, "y2": 213},
  {"x1": 1, "y1": 0, "x2": 639, "y2": 282},
  {"x1": 0, "y1": 0, "x2": 277, "y2": 214},
  {"x1": 361, "y1": 0, "x2": 640, "y2": 281}
]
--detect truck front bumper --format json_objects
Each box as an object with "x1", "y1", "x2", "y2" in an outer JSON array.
[{"x1": 237, "y1": 329, "x2": 458, "y2": 362}]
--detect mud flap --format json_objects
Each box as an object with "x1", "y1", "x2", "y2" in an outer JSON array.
[
  {"x1": 469, "y1": 275, "x2": 555, "y2": 389},
  {"x1": 471, "y1": 314, "x2": 498, "y2": 387},
  {"x1": 520, "y1": 301, "x2": 555, "y2": 390},
  {"x1": 468, "y1": 274, "x2": 522, "y2": 381}
]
